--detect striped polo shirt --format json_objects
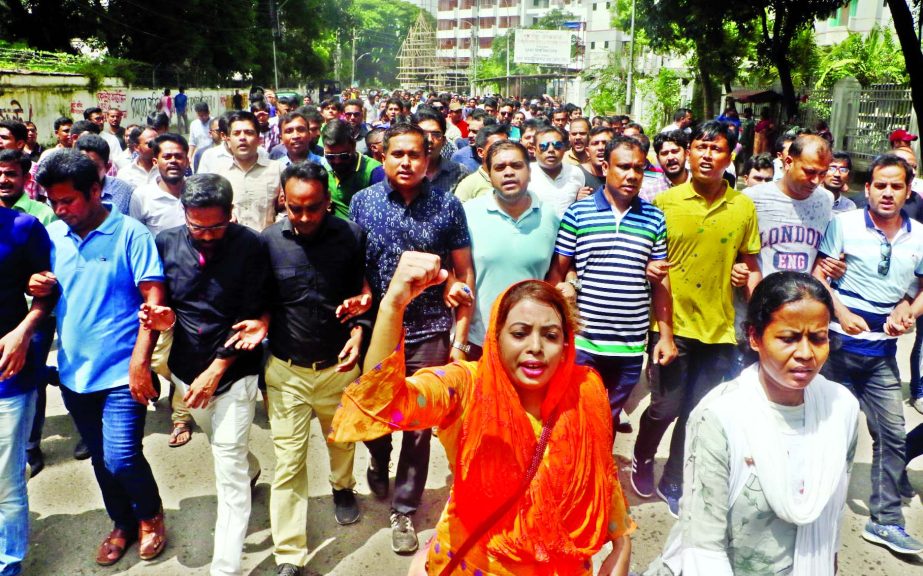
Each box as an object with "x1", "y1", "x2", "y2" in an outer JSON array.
[
  {"x1": 555, "y1": 188, "x2": 667, "y2": 356},
  {"x1": 819, "y1": 208, "x2": 923, "y2": 356}
]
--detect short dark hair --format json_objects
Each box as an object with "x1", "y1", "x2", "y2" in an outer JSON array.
[
  {"x1": 773, "y1": 133, "x2": 797, "y2": 155},
  {"x1": 181, "y1": 173, "x2": 234, "y2": 214},
  {"x1": 653, "y1": 129, "x2": 689, "y2": 154},
  {"x1": 604, "y1": 134, "x2": 645, "y2": 163},
  {"x1": 623, "y1": 122, "x2": 645, "y2": 134},
  {"x1": 482, "y1": 97, "x2": 498, "y2": 109},
  {"x1": 295, "y1": 107, "x2": 324, "y2": 126},
  {"x1": 365, "y1": 127, "x2": 386, "y2": 146},
  {"x1": 382, "y1": 123, "x2": 426, "y2": 153},
  {"x1": 475, "y1": 123, "x2": 509, "y2": 150},
  {"x1": 534, "y1": 125, "x2": 567, "y2": 143},
  {"x1": 0, "y1": 119, "x2": 27, "y2": 142},
  {"x1": 745, "y1": 272, "x2": 834, "y2": 339},
  {"x1": 75, "y1": 134, "x2": 111, "y2": 164},
  {"x1": 280, "y1": 161, "x2": 330, "y2": 197},
  {"x1": 83, "y1": 107, "x2": 103, "y2": 119},
  {"x1": 522, "y1": 118, "x2": 549, "y2": 133},
  {"x1": 385, "y1": 97, "x2": 403, "y2": 110},
  {"x1": 343, "y1": 99, "x2": 364, "y2": 110},
  {"x1": 151, "y1": 133, "x2": 190, "y2": 157},
  {"x1": 743, "y1": 152, "x2": 774, "y2": 175},
  {"x1": 569, "y1": 117, "x2": 590, "y2": 131},
  {"x1": 673, "y1": 108, "x2": 690, "y2": 122},
  {"x1": 35, "y1": 150, "x2": 101, "y2": 198},
  {"x1": 485, "y1": 140, "x2": 529, "y2": 171},
  {"x1": 53, "y1": 117, "x2": 73, "y2": 132},
  {"x1": 690, "y1": 120, "x2": 738, "y2": 151},
  {"x1": 148, "y1": 112, "x2": 170, "y2": 131},
  {"x1": 226, "y1": 110, "x2": 260, "y2": 133},
  {"x1": 70, "y1": 120, "x2": 100, "y2": 139},
  {"x1": 869, "y1": 153, "x2": 915, "y2": 186},
  {"x1": 250, "y1": 99, "x2": 270, "y2": 113},
  {"x1": 277, "y1": 95, "x2": 298, "y2": 108},
  {"x1": 194, "y1": 101, "x2": 210, "y2": 115},
  {"x1": 321, "y1": 119, "x2": 354, "y2": 148},
  {"x1": 631, "y1": 133, "x2": 651, "y2": 155},
  {"x1": 551, "y1": 107, "x2": 568, "y2": 118},
  {"x1": 467, "y1": 109, "x2": 492, "y2": 122},
  {"x1": 0, "y1": 148, "x2": 31, "y2": 174},
  {"x1": 588, "y1": 125, "x2": 614, "y2": 139},
  {"x1": 831, "y1": 151, "x2": 852, "y2": 171},
  {"x1": 412, "y1": 106, "x2": 447, "y2": 134},
  {"x1": 321, "y1": 98, "x2": 343, "y2": 112},
  {"x1": 127, "y1": 126, "x2": 144, "y2": 147}
]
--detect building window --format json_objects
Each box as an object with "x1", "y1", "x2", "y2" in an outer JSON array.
[
  {"x1": 591, "y1": 41, "x2": 596, "y2": 49},
  {"x1": 604, "y1": 41, "x2": 609, "y2": 48},
  {"x1": 606, "y1": 2, "x2": 611, "y2": 8},
  {"x1": 593, "y1": 3, "x2": 597, "y2": 10}
]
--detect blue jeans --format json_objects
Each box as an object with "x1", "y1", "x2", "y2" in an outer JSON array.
[
  {"x1": 60, "y1": 385, "x2": 162, "y2": 530},
  {"x1": 821, "y1": 350, "x2": 906, "y2": 526},
  {"x1": 0, "y1": 390, "x2": 36, "y2": 576},
  {"x1": 575, "y1": 350, "x2": 643, "y2": 435},
  {"x1": 27, "y1": 315, "x2": 55, "y2": 452}
]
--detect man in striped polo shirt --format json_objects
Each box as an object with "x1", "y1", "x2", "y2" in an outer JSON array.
[
  {"x1": 548, "y1": 135, "x2": 677, "y2": 442},
  {"x1": 813, "y1": 153, "x2": 923, "y2": 555}
]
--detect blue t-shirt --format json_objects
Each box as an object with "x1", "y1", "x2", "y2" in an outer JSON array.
[
  {"x1": 464, "y1": 192, "x2": 559, "y2": 346},
  {"x1": 174, "y1": 93, "x2": 188, "y2": 113},
  {"x1": 0, "y1": 208, "x2": 52, "y2": 397},
  {"x1": 49, "y1": 209, "x2": 164, "y2": 393},
  {"x1": 350, "y1": 180, "x2": 470, "y2": 343}
]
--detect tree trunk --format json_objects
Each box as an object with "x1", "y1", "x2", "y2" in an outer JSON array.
[
  {"x1": 887, "y1": 0, "x2": 923, "y2": 141},
  {"x1": 698, "y1": 60, "x2": 716, "y2": 119},
  {"x1": 773, "y1": 46, "x2": 799, "y2": 120}
]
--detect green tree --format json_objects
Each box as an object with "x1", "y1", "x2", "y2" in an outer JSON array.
[
  {"x1": 885, "y1": 0, "x2": 923, "y2": 141},
  {"x1": 815, "y1": 26, "x2": 907, "y2": 89},
  {"x1": 637, "y1": 68, "x2": 682, "y2": 131},
  {"x1": 345, "y1": 1, "x2": 433, "y2": 87}
]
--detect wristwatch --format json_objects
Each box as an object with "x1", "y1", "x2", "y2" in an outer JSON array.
[
  {"x1": 567, "y1": 278, "x2": 582, "y2": 292},
  {"x1": 452, "y1": 341, "x2": 470, "y2": 354}
]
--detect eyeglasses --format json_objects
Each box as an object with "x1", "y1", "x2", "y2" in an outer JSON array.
[
  {"x1": 538, "y1": 141, "x2": 565, "y2": 152},
  {"x1": 343, "y1": 111, "x2": 363, "y2": 117},
  {"x1": 423, "y1": 130, "x2": 444, "y2": 140},
  {"x1": 186, "y1": 219, "x2": 229, "y2": 233},
  {"x1": 879, "y1": 240, "x2": 892, "y2": 276},
  {"x1": 325, "y1": 152, "x2": 355, "y2": 162},
  {"x1": 828, "y1": 166, "x2": 849, "y2": 174}
]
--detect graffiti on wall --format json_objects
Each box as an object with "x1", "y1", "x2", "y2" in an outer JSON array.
[
  {"x1": 0, "y1": 99, "x2": 30, "y2": 121},
  {"x1": 96, "y1": 90, "x2": 127, "y2": 111}
]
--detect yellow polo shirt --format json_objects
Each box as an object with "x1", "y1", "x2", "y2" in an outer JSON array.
[{"x1": 654, "y1": 181, "x2": 760, "y2": 344}]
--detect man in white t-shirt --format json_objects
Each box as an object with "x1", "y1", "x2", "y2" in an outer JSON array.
[
  {"x1": 529, "y1": 125, "x2": 584, "y2": 218},
  {"x1": 743, "y1": 134, "x2": 835, "y2": 275}
]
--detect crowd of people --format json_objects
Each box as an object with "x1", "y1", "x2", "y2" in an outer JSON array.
[{"x1": 1, "y1": 85, "x2": 923, "y2": 576}]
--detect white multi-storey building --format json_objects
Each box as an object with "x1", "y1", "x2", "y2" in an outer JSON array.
[{"x1": 814, "y1": 0, "x2": 898, "y2": 46}]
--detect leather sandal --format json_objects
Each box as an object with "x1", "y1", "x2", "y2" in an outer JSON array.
[
  {"x1": 96, "y1": 527, "x2": 136, "y2": 566},
  {"x1": 138, "y1": 510, "x2": 167, "y2": 560},
  {"x1": 168, "y1": 421, "x2": 192, "y2": 448}
]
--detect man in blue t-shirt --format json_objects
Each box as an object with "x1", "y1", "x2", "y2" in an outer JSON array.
[
  {"x1": 31, "y1": 151, "x2": 169, "y2": 566},
  {"x1": 0, "y1": 205, "x2": 55, "y2": 575}
]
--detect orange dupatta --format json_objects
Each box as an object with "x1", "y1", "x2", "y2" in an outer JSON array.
[{"x1": 451, "y1": 280, "x2": 618, "y2": 566}]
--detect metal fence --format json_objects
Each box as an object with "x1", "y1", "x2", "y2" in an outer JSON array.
[{"x1": 844, "y1": 83, "x2": 914, "y2": 162}]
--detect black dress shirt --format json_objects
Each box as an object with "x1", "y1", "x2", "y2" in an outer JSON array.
[
  {"x1": 261, "y1": 215, "x2": 369, "y2": 366},
  {"x1": 156, "y1": 223, "x2": 269, "y2": 395}
]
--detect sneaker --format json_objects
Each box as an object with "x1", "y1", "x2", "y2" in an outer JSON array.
[
  {"x1": 27, "y1": 448, "x2": 45, "y2": 478},
  {"x1": 74, "y1": 439, "x2": 90, "y2": 460},
  {"x1": 333, "y1": 488, "x2": 360, "y2": 525},
  {"x1": 390, "y1": 511, "x2": 419, "y2": 554},
  {"x1": 367, "y1": 460, "x2": 389, "y2": 500},
  {"x1": 657, "y1": 480, "x2": 682, "y2": 519},
  {"x1": 630, "y1": 456, "x2": 654, "y2": 498},
  {"x1": 275, "y1": 564, "x2": 301, "y2": 576},
  {"x1": 913, "y1": 396, "x2": 923, "y2": 415},
  {"x1": 862, "y1": 520, "x2": 923, "y2": 555}
]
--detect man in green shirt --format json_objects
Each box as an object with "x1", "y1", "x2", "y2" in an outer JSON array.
[{"x1": 321, "y1": 119, "x2": 382, "y2": 220}]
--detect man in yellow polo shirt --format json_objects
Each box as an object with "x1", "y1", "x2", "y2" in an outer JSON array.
[{"x1": 631, "y1": 121, "x2": 762, "y2": 518}]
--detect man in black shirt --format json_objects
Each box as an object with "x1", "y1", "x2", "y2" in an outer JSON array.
[
  {"x1": 151, "y1": 173, "x2": 270, "y2": 576},
  {"x1": 261, "y1": 162, "x2": 370, "y2": 576}
]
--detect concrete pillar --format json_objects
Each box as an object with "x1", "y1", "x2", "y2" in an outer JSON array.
[{"x1": 830, "y1": 76, "x2": 861, "y2": 150}]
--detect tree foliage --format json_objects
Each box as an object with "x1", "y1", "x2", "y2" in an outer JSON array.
[
  {"x1": 815, "y1": 25, "x2": 907, "y2": 89},
  {"x1": 885, "y1": 0, "x2": 923, "y2": 142},
  {"x1": 346, "y1": 1, "x2": 434, "y2": 87}
]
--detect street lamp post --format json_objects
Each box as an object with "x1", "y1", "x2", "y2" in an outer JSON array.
[
  {"x1": 353, "y1": 52, "x2": 372, "y2": 87},
  {"x1": 271, "y1": 0, "x2": 291, "y2": 89}
]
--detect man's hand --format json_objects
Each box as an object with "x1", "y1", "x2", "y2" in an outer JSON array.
[
  {"x1": 651, "y1": 335, "x2": 678, "y2": 367},
  {"x1": 837, "y1": 309, "x2": 870, "y2": 335},
  {"x1": 184, "y1": 366, "x2": 222, "y2": 409},
  {"x1": 555, "y1": 281, "x2": 577, "y2": 304},
  {"x1": 128, "y1": 360, "x2": 159, "y2": 404},
  {"x1": 0, "y1": 327, "x2": 30, "y2": 382},
  {"x1": 885, "y1": 300, "x2": 914, "y2": 336},
  {"x1": 444, "y1": 281, "x2": 474, "y2": 308},
  {"x1": 28, "y1": 271, "x2": 57, "y2": 298},
  {"x1": 336, "y1": 329, "x2": 363, "y2": 372},
  {"x1": 138, "y1": 303, "x2": 175, "y2": 332},
  {"x1": 730, "y1": 262, "x2": 750, "y2": 288},
  {"x1": 336, "y1": 293, "x2": 372, "y2": 323},
  {"x1": 224, "y1": 319, "x2": 269, "y2": 351},
  {"x1": 577, "y1": 186, "x2": 594, "y2": 201},
  {"x1": 646, "y1": 260, "x2": 672, "y2": 284},
  {"x1": 383, "y1": 252, "x2": 448, "y2": 310},
  {"x1": 817, "y1": 253, "x2": 847, "y2": 280}
]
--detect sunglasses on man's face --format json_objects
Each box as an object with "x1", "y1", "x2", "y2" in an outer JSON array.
[{"x1": 538, "y1": 141, "x2": 565, "y2": 152}]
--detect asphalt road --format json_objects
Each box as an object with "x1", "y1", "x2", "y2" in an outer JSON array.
[{"x1": 23, "y1": 337, "x2": 923, "y2": 575}]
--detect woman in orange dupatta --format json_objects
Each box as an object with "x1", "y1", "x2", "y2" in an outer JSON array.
[{"x1": 330, "y1": 252, "x2": 635, "y2": 576}]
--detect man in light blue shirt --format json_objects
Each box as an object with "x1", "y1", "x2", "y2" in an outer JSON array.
[
  {"x1": 463, "y1": 140, "x2": 559, "y2": 359},
  {"x1": 32, "y1": 151, "x2": 169, "y2": 566}
]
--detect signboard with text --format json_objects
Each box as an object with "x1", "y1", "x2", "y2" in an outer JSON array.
[{"x1": 513, "y1": 29, "x2": 572, "y2": 67}]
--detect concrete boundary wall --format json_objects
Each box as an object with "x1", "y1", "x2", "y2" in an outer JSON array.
[{"x1": 0, "y1": 71, "x2": 244, "y2": 144}]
